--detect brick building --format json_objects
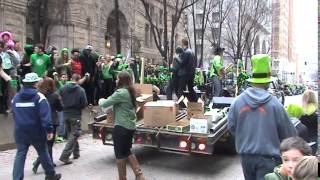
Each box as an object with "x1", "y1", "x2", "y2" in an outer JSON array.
[{"x1": 0, "y1": 0, "x2": 186, "y2": 64}]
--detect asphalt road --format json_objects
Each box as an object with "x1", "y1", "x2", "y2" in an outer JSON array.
[{"x1": 0, "y1": 134, "x2": 244, "y2": 180}]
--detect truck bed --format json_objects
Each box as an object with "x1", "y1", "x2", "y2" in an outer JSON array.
[{"x1": 89, "y1": 111, "x2": 229, "y2": 155}]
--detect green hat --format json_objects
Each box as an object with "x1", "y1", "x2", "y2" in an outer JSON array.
[
  {"x1": 247, "y1": 54, "x2": 271, "y2": 84},
  {"x1": 24, "y1": 44, "x2": 34, "y2": 56},
  {"x1": 116, "y1": 54, "x2": 123, "y2": 58},
  {"x1": 285, "y1": 104, "x2": 303, "y2": 118}
]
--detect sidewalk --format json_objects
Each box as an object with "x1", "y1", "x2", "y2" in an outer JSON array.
[{"x1": 0, "y1": 106, "x2": 101, "y2": 151}]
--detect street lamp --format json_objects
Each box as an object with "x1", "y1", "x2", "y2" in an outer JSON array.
[{"x1": 105, "y1": 35, "x2": 111, "y2": 48}]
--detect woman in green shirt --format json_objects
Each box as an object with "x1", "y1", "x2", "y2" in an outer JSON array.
[{"x1": 98, "y1": 71, "x2": 144, "y2": 180}]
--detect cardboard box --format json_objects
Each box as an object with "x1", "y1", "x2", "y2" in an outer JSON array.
[
  {"x1": 166, "y1": 118, "x2": 190, "y2": 133},
  {"x1": 187, "y1": 99, "x2": 204, "y2": 119},
  {"x1": 143, "y1": 100, "x2": 176, "y2": 127},
  {"x1": 135, "y1": 84, "x2": 153, "y2": 95},
  {"x1": 136, "y1": 94, "x2": 153, "y2": 120},
  {"x1": 190, "y1": 115, "x2": 211, "y2": 134}
]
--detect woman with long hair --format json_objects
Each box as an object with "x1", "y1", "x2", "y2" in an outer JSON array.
[
  {"x1": 300, "y1": 90, "x2": 318, "y2": 154},
  {"x1": 98, "y1": 71, "x2": 144, "y2": 180},
  {"x1": 32, "y1": 77, "x2": 63, "y2": 173}
]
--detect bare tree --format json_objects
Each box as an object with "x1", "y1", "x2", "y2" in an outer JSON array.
[
  {"x1": 140, "y1": 0, "x2": 198, "y2": 66},
  {"x1": 224, "y1": 0, "x2": 270, "y2": 68},
  {"x1": 26, "y1": 0, "x2": 70, "y2": 47},
  {"x1": 197, "y1": 0, "x2": 217, "y2": 67},
  {"x1": 206, "y1": 0, "x2": 233, "y2": 49}
]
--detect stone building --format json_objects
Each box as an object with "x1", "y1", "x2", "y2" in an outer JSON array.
[{"x1": 0, "y1": 0, "x2": 186, "y2": 64}]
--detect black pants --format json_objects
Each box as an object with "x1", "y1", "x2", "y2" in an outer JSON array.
[
  {"x1": 166, "y1": 76, "x2": 179, "y2": 100},
  {"x1": 82, "y1": 80, "x2": 94, "y2": 105},
  {"x1": 34, "y1": 125, "x2": 58, "y2": 166},
  {"x1": 60, "y1": 118, "x2": 81, "y2": 160},
  {"x1": 113, "y1": 125, "x2": 135, "y2": 159},
  {"x1": 102, "y1": 78, "x2": 114, "y2": 99},
  {"x1": 177, "y1": 73, "x2": 197, "y2": 102},
  {"x1": 240, "y1": 154, "x2": 281, "y2": 180}
]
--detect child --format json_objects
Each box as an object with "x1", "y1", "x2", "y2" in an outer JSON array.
[
  {"x1": 264, "y1": 137, "x2": 312, "y2": 180},
  {"x1": 292, "y1": 156, "x2": 318, "y2": 180}
]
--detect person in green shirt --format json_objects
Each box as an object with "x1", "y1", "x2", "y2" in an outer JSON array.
[
  {"x1": 98, "y1": 71, "x2": 144, "y2": 180},
  {"x1": 210, "y1": 47, "x2": 225, "y2": 97},
  {"x1": 30, "y1": 44, "x2": 50, "y2": 77},
  {"x1": 101, "y1": 55, "x2": 114, "y2": 98}
]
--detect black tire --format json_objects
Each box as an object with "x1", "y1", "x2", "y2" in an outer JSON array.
[{"x1": 213, "y1": 132, "x2": 236, "y2": 155}]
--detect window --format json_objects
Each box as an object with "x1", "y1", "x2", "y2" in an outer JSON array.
[
  {"x1": 159, "y1": 28, "x2": 163, "y2": 42},
  {"x1": 145, "y1": 24, "x2": 150, "y2": 47},
  {"x1": 195, "y1": 29, "x2": 202, "y2": 40},
  {"x1": 150, "y1": 27, "x2": 153, "y2": 47},
  {"x1": 159, "y1": 9, "x2": 163, "y2": 25},
  {"x1": 145, "y1": 3, "x2": 149, "y2": 16},
  {"x1": 212, "y1": 12, "x2": 219, "y2": 23},
  {"x1": 196, "y1": 13, "x2": 203, "y2": 26},
  {"x1": 196, "y1": 46, "x2": 201, "y2": 56},
  {"x1": 150, "y1": 5, "x2": 154, "y2": 21}
]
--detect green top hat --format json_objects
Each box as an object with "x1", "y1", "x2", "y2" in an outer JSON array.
[{"x1": 247, "y1": 54, "x2": 271, "y2": 84}]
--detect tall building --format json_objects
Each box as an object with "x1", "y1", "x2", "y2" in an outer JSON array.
[
  {"x1": 0, "y1": 0, "x2": 185, "y2": 64},
  {"x1": 271, "y1": 0, "x2": 297, "y2": 83}
]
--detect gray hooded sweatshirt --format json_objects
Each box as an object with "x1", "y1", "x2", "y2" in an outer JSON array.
[{"x1": 228, "y1": 87, "x2": 297, "y2": 157}]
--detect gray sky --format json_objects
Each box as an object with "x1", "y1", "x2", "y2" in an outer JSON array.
[{"x1": 293, "y1": 0, "x2": 318, "y2": 65}]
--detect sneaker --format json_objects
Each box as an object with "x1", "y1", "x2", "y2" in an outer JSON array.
[
  {"x1": 73, "y1": 154, "x2": 80, "y2": 159},
  {"x1": 45, "y1": 173, "x2": 62, "y2": 180},
  {"x1": 55, "y1": 136, "x2": 64, "y2": 143},
  {"x1": 59, "y1": 158, "x2": 73, "y2": 165}
]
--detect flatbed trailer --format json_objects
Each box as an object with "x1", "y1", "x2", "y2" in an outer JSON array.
[{"x1": 88, "y1": 110, "x2": 234, "y2": 155}]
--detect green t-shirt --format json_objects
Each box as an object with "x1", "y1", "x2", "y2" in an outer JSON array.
[
  {"x1": 210, "y1": 55, "x2": 223, "y2": 78},
  {"x1": 30, "y1": 53, "x2": 51, "y2": 77},
  {"x1": 102, "y1": 63, "x2": 113, "y2": 80}
]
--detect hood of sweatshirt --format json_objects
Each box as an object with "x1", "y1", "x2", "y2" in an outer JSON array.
[
  {"x1": 242, "y1": 87, "x2": 272, "y2": 109},
  {"x1": 64, "y1": 82, "x2": 80, "y2": 92},
  {"x1": 20, "y1": 88, "x2": 38, "y2": 100}
]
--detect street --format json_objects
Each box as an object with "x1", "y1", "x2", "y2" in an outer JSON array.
[
  {"x1": 0, "y1": 94, "x2": 315, "y2": 180},
  {"x1": 0, "y1": 134, "x2": 244, "y2": 180}
]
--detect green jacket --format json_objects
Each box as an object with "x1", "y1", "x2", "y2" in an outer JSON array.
[
  {"x1": 210, "y1": 55, "x2": 223, "y2": 78},
  {"x1": 99, "y1": 88, "x2": 137, "y2": 130},
  {"x1": 264, "y1": 165, "x2": 291, "y2": 180}
]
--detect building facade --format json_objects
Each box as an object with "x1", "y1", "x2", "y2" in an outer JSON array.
[
  {"x1": 271, "y1": 0, "x2": 298, "y2": 83},
  {"x1": 0, "y1": 0, "x2": 186, "y2": 64}
]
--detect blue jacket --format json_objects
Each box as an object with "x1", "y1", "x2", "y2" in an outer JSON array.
[
  {"x1": 227, "y1": 87, "x2": 297, "y2": 157},
  {"x1": 12, "y1": 88, "x2": 53, "y2": 143}
]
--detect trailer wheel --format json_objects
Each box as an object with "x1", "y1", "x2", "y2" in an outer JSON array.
[{"x1": 214, "y1": 132, "x2": 236, "y2": 155}]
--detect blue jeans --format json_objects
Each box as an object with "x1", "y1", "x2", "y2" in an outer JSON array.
[
  {"x1": 13, "y1": 141, "x2": 55, "y2": 180},
  {"x1": 240, "y1": 154, "x2": 281, "y2": 180},
  {"x1": 58, "y1": 111, "x2": 65, "y2": 137},
  {"x1": 212, "y1": 75, "x2": 222, "y2": 97}
]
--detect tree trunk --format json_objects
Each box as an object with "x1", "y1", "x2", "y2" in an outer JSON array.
[
  {"x1": 199, "y1": 0, "x2": 207, "y2": 68},
  {"x1": 169, "y1": 14, "x2": 175, "y2": 66},
  {"x1": 192, "y1": 0, "x2": 197, "y2": 65},
  {"x1": 115, "y1": 0, "x2": 121, "y2": 54},
  {"x1": 163, "y1": 0, "x2": 168, "y2": 64}
]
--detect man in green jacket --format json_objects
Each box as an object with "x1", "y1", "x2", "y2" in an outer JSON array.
[{"x1": 210, "y1": 47, "x2": 225, "y2": 97}]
